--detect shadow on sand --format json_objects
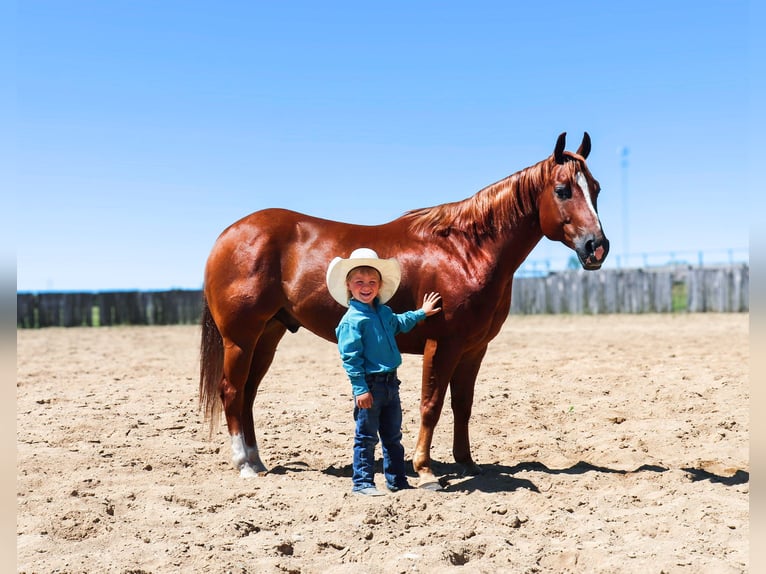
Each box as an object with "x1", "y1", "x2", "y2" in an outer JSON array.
[{"x1": 319, "y1": 459, "x2": 749, "y2": 493}]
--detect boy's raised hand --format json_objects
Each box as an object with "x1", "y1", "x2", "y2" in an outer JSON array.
[{"x1": 421, "y1": 292, "x2": 442, "y2": 316}]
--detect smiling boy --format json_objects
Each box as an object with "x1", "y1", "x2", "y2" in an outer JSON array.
[{"x1": 326, "y1": 248, "x2": 441, "y2": 495}]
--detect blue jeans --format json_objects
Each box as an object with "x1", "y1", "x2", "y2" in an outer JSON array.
[{"x1": 352, "y1": 373, "x2": 409, "y2": 491}]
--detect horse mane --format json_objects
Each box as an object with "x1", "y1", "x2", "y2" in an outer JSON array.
[{"x1": 403, "y1": 157, "x2": 554, "y2": 240}]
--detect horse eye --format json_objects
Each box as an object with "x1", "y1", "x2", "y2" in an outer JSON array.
[{"x1": 555, "y1": 185, "x2": 571, "y2": 200}]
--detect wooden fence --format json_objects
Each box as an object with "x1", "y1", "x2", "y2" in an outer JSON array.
[
  {"x1": 16, "y1": 265, "x2": 748, "y2": 328},
  {"x1": 16, "y1": 290, "x2": 204, "y2": 329},
  {"x1": 509, "y1": 265, "x2": 749, "y2": 314}
]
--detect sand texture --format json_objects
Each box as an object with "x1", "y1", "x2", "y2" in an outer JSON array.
[{"x1": 17, "y1": 314, "x2": 749, "y2": 573}]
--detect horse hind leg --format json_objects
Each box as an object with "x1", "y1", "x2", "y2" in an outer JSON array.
[
  {"x1": 219, "y1": 338, "x2": 259, "y2": 476},
  {"x1": 228, "y1": 319, "x2": 287, "y2": 477}
]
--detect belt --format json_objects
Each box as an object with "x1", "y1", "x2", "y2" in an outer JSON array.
[{"x1": 365, "y1": 370, "x2": 398, "y2": 383}]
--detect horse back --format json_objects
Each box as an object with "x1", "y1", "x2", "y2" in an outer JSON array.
[
  {"x1": 204, "y1": 208, "x2": 409, "y2": 342},
  {"x1": 204, "y1": 207, "x2": 513, "y2": 354}
]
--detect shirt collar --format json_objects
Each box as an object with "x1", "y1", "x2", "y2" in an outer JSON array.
[{"x1": 349, "y1": 297, "x2": 380, "y2": 312}]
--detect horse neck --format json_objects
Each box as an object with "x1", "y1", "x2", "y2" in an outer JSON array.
[
  {"x1": 404, "y1": 158, "x2": 549, "y2": 279},
  {"x1": 478, "y1": 207, "x2": 543, "y2": 285},
  {"x1": 500, "y1": 215, "x2": 544, "y2": 274},
  {"x1": 477, "y1": 160, "x2": 548, "y2": 275}
]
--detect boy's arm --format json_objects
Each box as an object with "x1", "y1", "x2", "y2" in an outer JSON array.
[
  {"x1": 420, "y1": 292, "x2": 442, "y2": 316},
  {"x1": 392, "y1": 292, "x2": 442, "y2": 334},
  {"x1": 393, "y1": 308, "x2": 427, "y2": 335},
  {"x1": 336, "y1": 322, "x2": 369, "y2": 396}
]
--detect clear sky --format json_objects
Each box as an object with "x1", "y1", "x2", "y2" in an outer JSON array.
[{"x1": 10, "y1": 1, "x2": 756, "y2": 292}]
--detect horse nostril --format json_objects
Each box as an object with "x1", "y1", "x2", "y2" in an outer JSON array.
[
  {"x1": 581, "y1": 237, "x2": 607, "y2": 264},
  {"x1": 594, "y1": 242, "x2": 605, "y2": 261}
]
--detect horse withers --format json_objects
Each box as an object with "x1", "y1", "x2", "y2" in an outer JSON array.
[{"x1": 199, "y1": 132, "x2": 609, "y2": 487}]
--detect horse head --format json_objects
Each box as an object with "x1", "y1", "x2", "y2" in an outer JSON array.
[{"x1": 538, "y1": 132, "x2": 610, "y2": 270}]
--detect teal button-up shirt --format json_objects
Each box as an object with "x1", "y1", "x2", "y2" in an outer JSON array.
[{"x1": 335, "y1": 298, "x2": 426, "y2": 396}]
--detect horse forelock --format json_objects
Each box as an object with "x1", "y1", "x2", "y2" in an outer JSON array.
[
  {"x1": 562, "y1": 150, "x2": 587, "y2": 164},
  {"x1": 560, "y1": 153, "x2": 594, "y2": 187},
  {"x1": 403, "y1": 159, "x2": 550, "y2": 239}
]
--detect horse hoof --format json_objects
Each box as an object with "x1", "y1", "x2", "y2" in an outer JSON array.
[
  {"x1": 240, "y1": 464, "x2": 267, "y2": 478},
  {"x1": 461, "y1": 463, "x2": 483, "y2": 477},
  {"x1": 418, "y1": 480, "x2": 443, "y2": 491}
]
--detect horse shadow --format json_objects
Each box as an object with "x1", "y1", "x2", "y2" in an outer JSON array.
[{"x1": 319, "y1": 459, "x2": 749, "y2": 493}]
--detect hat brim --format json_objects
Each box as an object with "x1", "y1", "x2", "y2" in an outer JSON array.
[{"x1": 326, "y1": 256, "x2": 401, "y2": 307}]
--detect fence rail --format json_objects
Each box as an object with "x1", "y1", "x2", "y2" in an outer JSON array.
[
  {"x1": 510, "y1": 265, "x2": 748, "y2": 314},
  {"x1": 16, "y1": 265, "x2": 748, "y2": 328},
  {"x1": 16, "y1": 289, "x2": 204, "y2": 329}
]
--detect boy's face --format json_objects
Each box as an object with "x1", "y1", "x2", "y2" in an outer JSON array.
[{"x1": 346, "y1": 268, "x2": 382, "y2": 305}]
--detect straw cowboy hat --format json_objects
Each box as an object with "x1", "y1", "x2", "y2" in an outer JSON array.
[{"x1": 326, "y1": 247, "x2": 402, "y2": 307}]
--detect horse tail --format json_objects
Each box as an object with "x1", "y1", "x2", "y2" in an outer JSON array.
[{"x1": 199, "y1": 296, "x2": 224, "y2": 438}]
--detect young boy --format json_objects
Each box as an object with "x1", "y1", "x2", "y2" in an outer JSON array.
[{"x1": 326, "y1": 247, "x2": 441, "y2": 496}]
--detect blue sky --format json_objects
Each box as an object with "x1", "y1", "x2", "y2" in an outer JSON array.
[{"x1": 10, "y1": 1, "x2": 756, "y2": 292}]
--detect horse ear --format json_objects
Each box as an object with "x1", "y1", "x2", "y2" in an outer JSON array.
[
  {"x1": 577, "y1": 132, "x2": 591, "y2": 159},
  {"x1": 554, "y1": 132, "x2": 567, "y2": 164}
]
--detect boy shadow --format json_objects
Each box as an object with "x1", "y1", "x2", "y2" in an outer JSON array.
[
  {"x1": 321, "y1": 459, "x2": 749, "y2": 493},
  {"x1": 320, "y1": 459, "x2": 536, "y2": 491}
]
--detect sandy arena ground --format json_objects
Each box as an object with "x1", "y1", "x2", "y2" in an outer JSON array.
[{"x1": 17, "y1": 314, "x2": 749, "y2": 573}]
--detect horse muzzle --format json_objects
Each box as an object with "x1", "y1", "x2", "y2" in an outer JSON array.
[{"x1": 576, "y1": 235, "x2": 609, "y2": 270}]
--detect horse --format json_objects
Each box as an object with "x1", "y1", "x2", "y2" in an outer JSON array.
[{"x1": 199, "y1": 132, "x2": 609, "y2": 488}]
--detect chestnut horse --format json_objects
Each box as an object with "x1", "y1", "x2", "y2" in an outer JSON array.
[{"x1": 200, "y1": 132, "x2": 609, "y2": 487}]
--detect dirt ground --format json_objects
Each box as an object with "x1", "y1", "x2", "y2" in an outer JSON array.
[{"x1": 17, "y1": 314, "x2": 749, "y2": 573}]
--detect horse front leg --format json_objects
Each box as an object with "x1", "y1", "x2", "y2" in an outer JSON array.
[
  {"x1": 412, "y1": 338, "x2": 457, "y2": 489},
  {"x1": 449, "y1": 349, "x2": 487, "y2": 476}
]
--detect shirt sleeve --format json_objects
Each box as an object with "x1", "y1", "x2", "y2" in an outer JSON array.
[
  {"x1": 391, "y1": 308, "x2": 427, "y2": 335},
  {"x1": 336, "y1": 320, "x2": 370, "y2": 396}
]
